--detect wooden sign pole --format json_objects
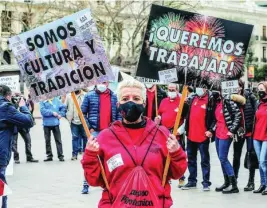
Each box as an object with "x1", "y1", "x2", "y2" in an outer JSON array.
[
  {"x1": 162, "y1": 86, "x2": 188, "y2": 187},
  {"x1": 155, "y1": 85, "x2": 158, "y2": 117},
  {"x1": 71, "y1": 92, "x2": 110, "y2": 191}
]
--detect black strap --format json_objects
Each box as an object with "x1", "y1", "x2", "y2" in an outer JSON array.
[{"x1": 109, "y1": 126, "x2": 159, "y2": 167}]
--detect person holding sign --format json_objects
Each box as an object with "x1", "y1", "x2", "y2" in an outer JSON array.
[
  {"x1": 82, "y1": 79, "x2": 187, "y2": 207},
  {"x1": 81, "y1": 81, "x2": 120, "y2": 194},
  {"x1": 40, "y1": 97, "x2": 66, "y2": 162},
  {"x1": 182, "y1": 86, "x2": 216, "y2": 191},
  {"x1": 0, "y1": 85, "x2": 34, "y2": 207},
  {"x1": 213, "y1": 91, "x2": 242, "y2": 194},
  {"x1": 143, "y1": 84, "x2": 166, "y2": 120},
  {"x1": 252, "y1": 82, "x2": 267, "y2": 195},
  {"x1": 155, "y1": 83, "x2": 186, "y2": 187}
]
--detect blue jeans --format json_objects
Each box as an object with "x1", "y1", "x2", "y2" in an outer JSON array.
[
  {"x1": 0, "y1": 166, "x2": 7, "y2": 208},
  {"x1": 215, "y1": 137, "x2": 235, "y2": 177},
  {"x1": 71, "y1": 123, "x2": 87, "y2": 157},
  {"x1": 253, "y1": 140, "x2": 267, "y2": 185},
  {"x1": 187, "y1": 139, "x2": 211, "y2": 186}
]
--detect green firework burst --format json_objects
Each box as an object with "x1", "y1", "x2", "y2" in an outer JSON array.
[{"x1": 150, "y1": 12, "x2": 185, "y2": 50}]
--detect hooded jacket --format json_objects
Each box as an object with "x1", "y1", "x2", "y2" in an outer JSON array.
[
  {"x1": 82, "y1": 118, "x2": 187, "y2": 208},
  {"x1": 0, "y1": 96, "x2": 34, "y2": 166}
]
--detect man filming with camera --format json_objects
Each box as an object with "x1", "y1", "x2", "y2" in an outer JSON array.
[
  {"x1": 11, "y1": 92, "x2": 38, "y2": 164},
  {"x1": 0, "y1": 85, "x2": 34, "y2": 208}
]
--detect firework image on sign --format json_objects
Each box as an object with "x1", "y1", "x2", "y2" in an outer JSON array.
[
  {"x1": 136, "y1": 4, "x2": 253, "y2": 88},
  {"x1": 8, "y1": 9, "x2": 114, "y2": 102}
]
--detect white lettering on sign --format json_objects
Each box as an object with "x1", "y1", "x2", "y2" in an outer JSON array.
[
  {"x1": 221, "y1": 80, "x2": 239, "y2": 95},
  {"x1": 158, "y1": 68, "x2": 178, "y2": 84},
  {"x1": 107, "y1": 154, "x2": 124, "y2": 173},
  {"x1": 76, "y1": 12, "x2": 92, "y2": 28}
]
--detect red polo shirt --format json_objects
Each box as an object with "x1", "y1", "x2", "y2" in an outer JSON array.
[
  {"x1": 147, "y1": 90, "x2": 155, "y2": 119},
  {"x1": 158, "y1": 96, "x2": 180, "y2": 129},
  {"x1": 99, "y1": 90, "x2": 111, "y2": 130},
  {"x1": 215, "y1": 101, "x2": 229, "y2": 140},
  {"x1": 188, "y1": 94, "x2": 209, "y2": 143},
  {"x1": 253, "y1": 102, "x2": 267, "y2": 141}
]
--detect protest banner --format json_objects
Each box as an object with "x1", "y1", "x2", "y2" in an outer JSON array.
[
  {"x1": 248, "y1": 65, "x2": 255, "y2": 79},
  {"x1": 0, "y1": 76, "x2": 20, "y2": 92},
  {"x1": 221, "y1": 80, "x2": 239, "y2": 95},
  {"x1": 136, "y1": 4, "x2": 253, "y2": 88},
  {"x1": 9, "y1": 9, "x2": 114, "y2": 102},
  {"x1": 9, "y1": 9, "x2": 112, "y2": 191}
]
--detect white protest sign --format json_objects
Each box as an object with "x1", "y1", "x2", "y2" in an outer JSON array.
[
  {"x1": 6, "y1": 153, "x2": 14, "y2": 176},
  {"x1": 9, "y1": 9, "x2": 114, "y2": 102},
  {"x1": 0, "y1": 76, "x2": 20, "y2": 92},
  {"x1": 158, "y1": 68, "x2": 178, "y2": 84},
  {"x1": 221, "y1": 80, "x2": 239, "y2": 95},
  {"x1": 135, "y1": 76, "x2": 165, "y2": 84}
]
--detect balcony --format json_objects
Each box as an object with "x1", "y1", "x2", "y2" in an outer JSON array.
[{"x1": 261, "y1": 58, "x2": 267, "y2": 63}]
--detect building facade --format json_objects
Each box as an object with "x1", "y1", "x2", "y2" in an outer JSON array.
[{"x1": 0, "y1": 0, "x2": 267, "y2": 80}]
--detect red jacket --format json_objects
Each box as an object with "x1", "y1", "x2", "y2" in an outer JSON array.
[{"x1": 82, "y1": 118, "x2": 187, "y2": 208}]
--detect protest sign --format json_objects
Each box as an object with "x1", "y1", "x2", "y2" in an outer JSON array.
[
  {"x1": 9, "y1": 9, "x2": 114, "y2": 102},
  {"x1": 136, "y1": 4, "x2": 253, "y2": 88},
  {"x1": 221, "y1": 80, "x2": 239, "y2": 95},
  {"x1": 0, "y1": 76, "x2": 20, "y2": 92},
  {"x1": 248, "y1": 65, "x2": 255, "y2": 79}
]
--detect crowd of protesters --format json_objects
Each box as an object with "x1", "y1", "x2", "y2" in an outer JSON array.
[{"x1": 1, "y1": 79, "x2": 267, "y2": 207}]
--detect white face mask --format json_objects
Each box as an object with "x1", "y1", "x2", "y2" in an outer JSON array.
[
  {"x1": 96, "y1": 84, "x2": 107, "y2": 93},
  {"x1": 145, "y1": 84, "x2": 153, "y2": 89},
  {"x1": 196, "y1": 88, "x2": 205, "y2": 97},
  {"x1": 168, "y1": 91, "x2": 177, "y2": 99}
]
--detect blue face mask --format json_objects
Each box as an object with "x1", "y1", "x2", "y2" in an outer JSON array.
[
  {"x1": 196, "y1": 88, "x2": 205, "y2": 97},
  {"x1": 96, "y1": 84, "x2": 107, "y2": 93}
]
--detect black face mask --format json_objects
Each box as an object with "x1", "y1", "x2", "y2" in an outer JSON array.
[
  {"x1": 75, "y1": 90, "x2": 81, "y2": 95},
  {"x1": 118, "y1": 101, "x2": 145, "y2": 122},
  {"x1": 258, "y1": 91, "x2": 267, "y2": 100}
]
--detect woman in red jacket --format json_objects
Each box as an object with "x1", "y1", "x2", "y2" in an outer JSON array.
[
  {"x1": 82, "y1": 79, "x2": 187, "y2": 208},
  {"x1": 253, "y1": 81, "x2": 267, "y2": 195}
]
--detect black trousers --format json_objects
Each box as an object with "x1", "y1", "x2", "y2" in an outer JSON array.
[
  {"x1": 233, "y1": 136, "x2": 255, "y2": 178},
  {"x1": 13, "y1": 129, "x2": 33, "y2": 161},
  {"x1": 44, "y1": 126, "x2": 64, "y2": 159}
]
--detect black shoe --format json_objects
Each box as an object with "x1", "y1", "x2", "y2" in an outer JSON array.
[
  {"x1": 222, "y1": 176, "x2": 239, "y2": 194},
  {"x1": 14, "y1": 159, "x2": 20, "y2": 164},
  {"x1": 244, "y1": 182, "x2": 255, "y2": 192},
  {"x1": 71, "y1": 156, "x2": 78, "y2": 161},
  {"x1": 262, "y1": 187, "x2": 267, "y2": 195},
  {"x1": 59, "y1": 158, "x2": 65, "y2": 162},
  {"x1": 44, "y1": 158, "x2": 53, "y2": 162},
  {"x1": 253, "y1": 185, "x2": 266, "y2": 194},
  {"x1": 27, "y1": 158, "x2": 39, "y2": 163},
  {"x1": 181, "y1": 183, "x2": 197, "y2": 190},
  {"x1": 215, "y1": 175, "x2": 230, "y2": 192}
]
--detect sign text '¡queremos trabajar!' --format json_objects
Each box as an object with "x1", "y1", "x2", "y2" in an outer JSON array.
[{"x1": 148, "y1": 27, "x2": 244, "y2": 75}]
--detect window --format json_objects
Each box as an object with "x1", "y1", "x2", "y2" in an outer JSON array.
[
  {"x1": 263, "y1": 47, "x2": 266, "y2": 59},
  {"x1": 263, "y1": 26, "x2": 267, "y2": 40},
  {"x1": 113, "y1": 22, "x2": 123, "y2": 43},
  {"x1": 1, "y1": 11, "x2": 12, "y2": 32},
  {"x1": 97, "y1": 0, "x2": 105, "y2": 5},
  {"x1": 22, "y1": 12, "x2": 32, "y2": 32},
  {"x1": 96, "y1": 21, "x2": 105, "y2": 40},
  {"x1": 3, "y1": 51, "x2": 11, "y2": 65},
  {"x1": 115, "y1": 0, "x2": 121, "y2": 8}
]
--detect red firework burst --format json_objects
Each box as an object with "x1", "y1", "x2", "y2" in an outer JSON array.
[{"x1": 183, "y1": 15, "x2": 225, "y2": 61}]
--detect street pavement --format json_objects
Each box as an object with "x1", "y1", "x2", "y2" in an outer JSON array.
[{"x1": 7, "y1": 118, "x2": 266, "y2": 208}]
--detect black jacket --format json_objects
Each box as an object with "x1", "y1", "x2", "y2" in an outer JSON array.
[
  {"x1": 243, "y1": 90, "x2": 257, "y2": 133},
  {"x1": 144, "y1": 86, "x2": 167, "y2": 120},
  {"x1": 185, "y1": 91, "x2": 216, "y2": 136},
  {"x1": 220, "y1": 98, "x2": 242, "y2": 134}
]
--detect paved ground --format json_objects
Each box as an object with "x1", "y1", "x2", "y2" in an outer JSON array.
[{"x1": 7, "y1": 119, "x2": 267, "y2": 208}]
